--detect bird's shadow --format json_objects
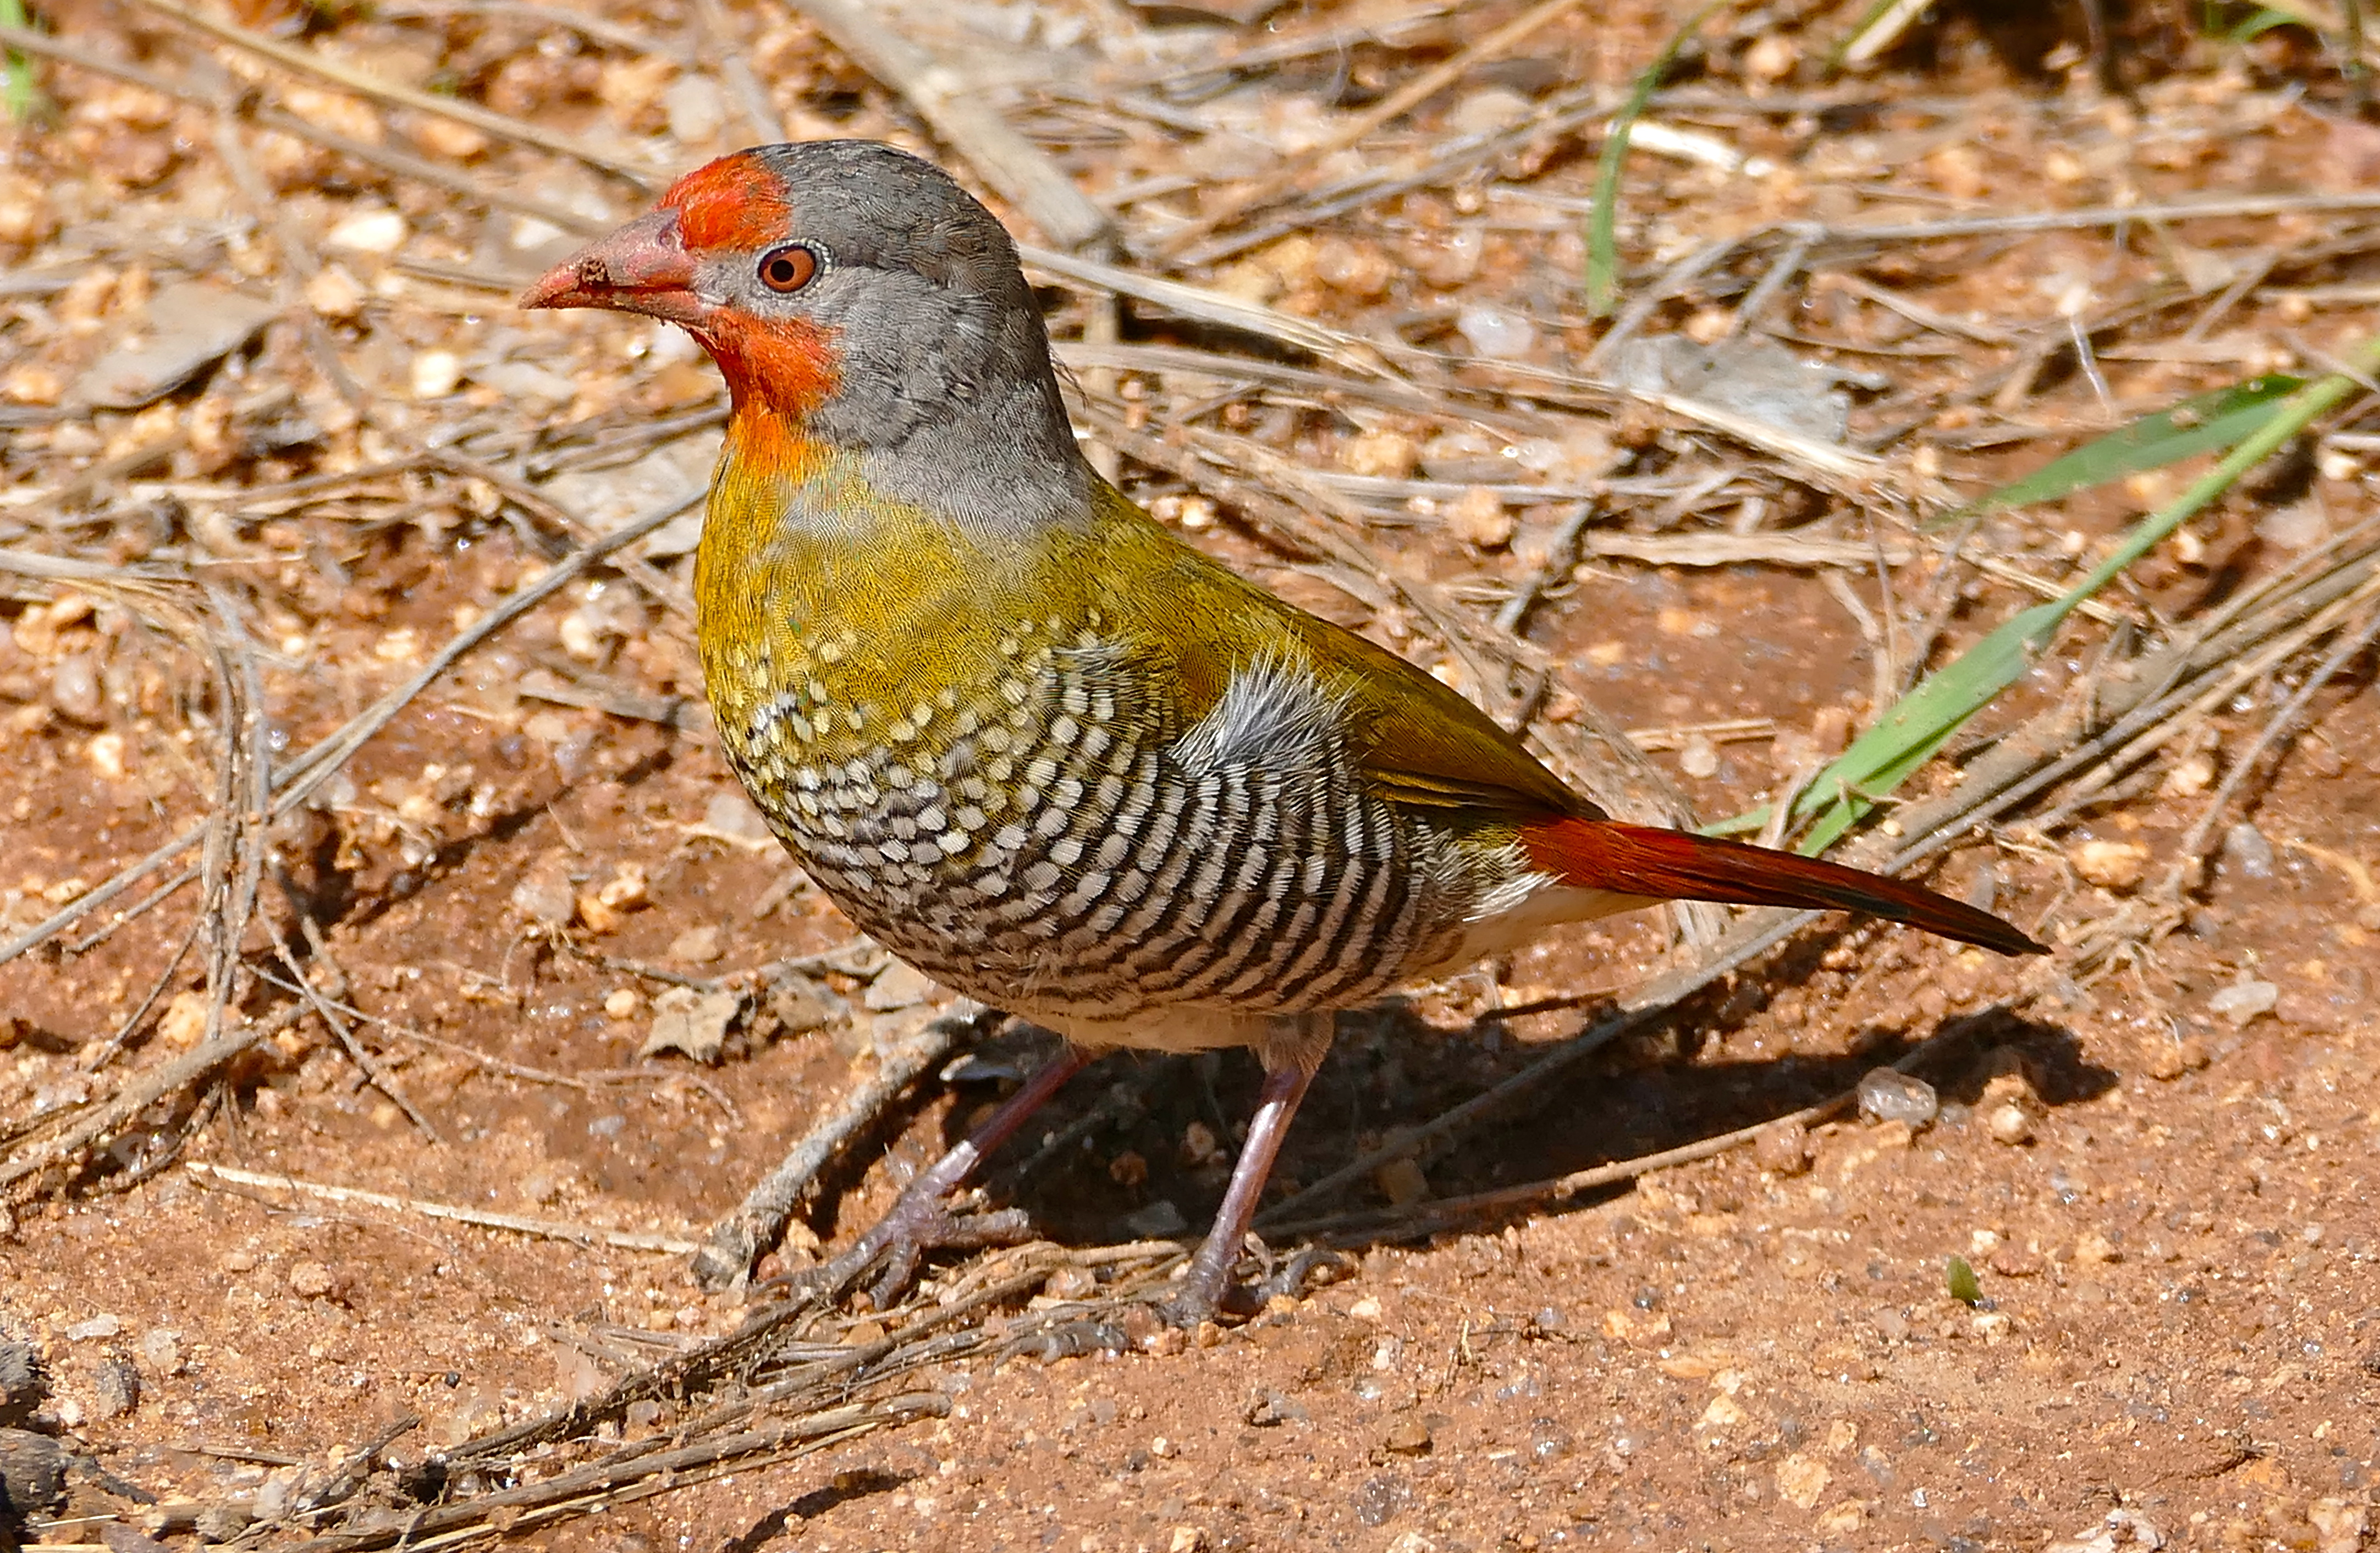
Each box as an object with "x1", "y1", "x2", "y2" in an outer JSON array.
[{"x1": 886, "y1": 960, "x2": 2115, "y2": 1262}]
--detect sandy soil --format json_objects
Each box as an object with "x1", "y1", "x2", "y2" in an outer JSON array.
[{"x1": 2, "y1": 2, "x2": 2377, "y2": 1550}]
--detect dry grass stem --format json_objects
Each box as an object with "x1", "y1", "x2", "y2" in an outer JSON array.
[{"x1": 185, "y1": 1162, "x2": 701, "y2": 1253}]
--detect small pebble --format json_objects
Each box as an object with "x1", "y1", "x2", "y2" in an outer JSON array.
[
  {"x1": 1447, "y1": 86, "x2": 1530, "y2": 136},
  {"x1": 1700, "y1": 1391, "x2": 1748, "y2": 1431},
  {"x1": 1313, "y1": 237, "x2": 1396, "y2": 298},
  {"x1": 411, "y1": 349, "x2": 462, "y2": 399},
  {"x1": 1444, "y1": 485, "x2": 1514, "y2": 549},
  {"x1": 1244, "y1": 1390, "x2": 1308, "y2": 1427},
  {"x1": 1374, "y1": 1158, "x2": 1429, "y2": 1206},
  {"x1": 2256, "y1": 500, "x2": 2326, "y2": 550},
  {"x1": 1381, "y1": 1416, "x2": 1433, "y2": 1455},
  {"x1": 64, "y1": 1314, "x2": 122, "y2": 1341},
  {"x1": 477, "y1": 359, "x2": 577, "y2": 410},
  {"x1": 2220, "y1": 821, "x2": 2274, "y2": 879},
  {"x1": 327, "y1": 207, "x2": 409, "y2": 254},
  {"x1": 1339, "y1": 429, "x2": 1418, "y2": 480},
  {"x1": 2073, "y1": 1231, "x2": 2120, "y2": 1265},
  {"x1": 2310, "y1": 1500, "x2": 2367, "y2": 1553},
  {"x1": 1774, "y1": 1452, "x2": 1831, "y2": 1510},
  {"x1": 1987, "y1": 1243, "x2": 2043, "y2": 1277},
  {"x1": 603, "y1": 987, "x2": 642, "y2": 1020},
  {"x1": 2160, "y1": 752, "x2": 2213, "y2": 798},
  {"x1": 49, "y1": 652, "x2": 101, "y2": 721},
  {"x1": 303, "y1": 263, "x2": 366, "y2": 320},
  {"x1": 639, "y1": 986, "x2": 739, "y2": 1063},
  {"x1": 2141, "y1": 1034, "x2": 2186, "y2": 1080},
  {"x1": 1985, "y1": 1102, "x2": 2035, "y2": 1146},
  {"x1": 288, "y1": 1260, "x2": 337, "y2": 1299},
  {"x1": 2072, "y1": 838, "x2": 2150, "y2": 891},
  {"x1": 1753, "y1": 1120, "x2": 1812, "y2": 1176},
  {"x1": 665, "y1": 924, "x2": 724, "y2": 965},
  {"x1": 1855, "y1": 1069, "x2": 1938, "y2": 1129},
  {"x1": 510, "y1": 861, "x2": 576, "y2": 928},
  {"x1": 1455, "y1": 302, "x2": 1537, "y2": 360},
  {"x1": 1678, "y1": 733, "x2": 1720, "y2": 780},
  {"x1": 92, "y1": 1355, "x2": 141, "y2": 1419},
  {"x1": 2, "y1": 362, "x2": 63, "y2": 406},
  {"x1": 1123, "y1": 1199, "x2": 1188, "y2": 1238},
  {"x1": 87, "y1": 731, "x2": 128, "y2": 780},
  {"x1": 2207, "y1": 977, "x2": 2278, "y2": 1027},
  {"x1": 194, "y1": 1507, "x2": 253, "y2": 1543},
  {"x1": 1743, "y1": 31, "x2": 1798, "y2": 80},
  {"x1": 411, "y1": 116, "x2": 490, "y2": 161},
  {"x1": 1178, "y1": 1119, "x2": 1220, "y2": 1166},
  {"x1": 1044, "y1": 1265, "x2": 1098, "y2": 1301}
]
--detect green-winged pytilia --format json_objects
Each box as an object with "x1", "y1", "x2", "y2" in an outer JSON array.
[{"x1": 523, "y1": 141, "x2": 2042, "y2": 1323}]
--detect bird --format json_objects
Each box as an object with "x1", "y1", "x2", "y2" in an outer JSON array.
[{"x1": 522, "y1": 140, "x2": 2043, "y2": 1324}]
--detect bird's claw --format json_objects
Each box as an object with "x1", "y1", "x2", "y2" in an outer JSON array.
[
  {"x1": 1256, "y1": 1246, "x2": 1356, "y2": 1303},
  {"x1": 786, "y1": 1189, "x2": 1037, "y2": 1310},
  {"x1": 1152, "y1": 1241, "x2": 1348, "y2": 1329}
]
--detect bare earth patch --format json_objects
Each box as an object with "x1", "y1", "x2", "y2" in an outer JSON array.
[{"x1": 2, "y1": 3, "x2": 2376, "y2": 1550}]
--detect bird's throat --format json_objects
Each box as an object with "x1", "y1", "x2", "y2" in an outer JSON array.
[
  {"x1": 719, "y1": 400, "x2": 828, "y2": 488},
  {"x1": 696, "y1": 311, "x2": 842, "y2": 421}
]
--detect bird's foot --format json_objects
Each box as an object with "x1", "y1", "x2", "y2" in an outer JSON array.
[
  {"x1": 793, "y1": 1183, "x2": 1036, "y2": 1311},
  {"x1": 1152, "y1": 1241, "x2": 1352, "y2": 1329}
]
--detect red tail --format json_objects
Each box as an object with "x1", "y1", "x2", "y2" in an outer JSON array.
[{"x1": 1521, "y1": 817, "x2": 2043, "y2": 957}]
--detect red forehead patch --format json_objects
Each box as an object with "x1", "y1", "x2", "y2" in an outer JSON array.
[{"x1": 664, "y1": 152, "x2": 792, "y2": 253}]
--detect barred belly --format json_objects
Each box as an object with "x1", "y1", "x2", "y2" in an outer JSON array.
[{"x1": 718, "y1": 632, "x2": 1527, "y2": 1031}]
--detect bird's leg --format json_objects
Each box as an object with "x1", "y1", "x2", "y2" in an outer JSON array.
[
  {"x1": 810, "y1": 1042, "x2": 1095, "y2": 1308},
  {"x1": 1161, "y1": 1058, "x2": 1317, "y2": 1326}
]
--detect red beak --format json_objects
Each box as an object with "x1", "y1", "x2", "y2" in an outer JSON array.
[{"x1": 519, "y1": 208, "x2": 704, "y2": 326}]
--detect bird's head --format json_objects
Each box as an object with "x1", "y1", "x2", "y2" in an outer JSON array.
[{"x1": 522, "y1": 141, "x2": 1082, "y2": 513}]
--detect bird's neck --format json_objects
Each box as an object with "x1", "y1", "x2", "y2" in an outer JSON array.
[
  {"x1": 692, "y1": 286, "x2": 1091, "y2": 538},
  {"x1": 718, "y1": 396, "x2": 1093, "y2": 555}
]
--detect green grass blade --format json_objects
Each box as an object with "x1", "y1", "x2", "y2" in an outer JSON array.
[
  {"x1": 1933, "y1": 375, "x2": 2303, "y2": 526},
  {"x1": 1710, "y1": 341, "x2": 2380, "y2": 856},
  {"x1": 1695, "y1": 597, "x2": 2064, "y2": 844},
  {"x1": 1788, "y1": 599, "x2": 2067, "y2": 854},
  {"x1": 1584, "y1": 2, "x2": 1723, "y2": 319},
  {"x1": 2229, "y1": 5, "x2": 2307, "y2": 40},
  {"x1": 1, "y1": 0, "x2": 48, "y2": 123}
]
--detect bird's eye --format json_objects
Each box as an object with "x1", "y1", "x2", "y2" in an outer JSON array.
[{"x1": 758, "y1": 243, "x2": 821, "y2": 294}]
